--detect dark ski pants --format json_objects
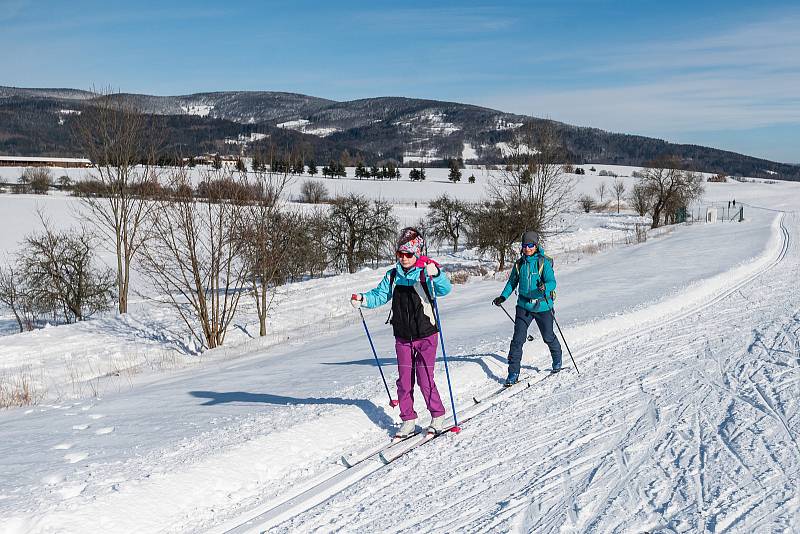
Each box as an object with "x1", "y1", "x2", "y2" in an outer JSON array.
[
  {"x1": 395, "y1": 333, "x2": 446, "y2": 421},
  {"x1": 508, "y1": 306, "x2": 562, "y2": 375}
]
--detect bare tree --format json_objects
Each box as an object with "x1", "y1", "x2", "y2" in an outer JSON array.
[
  {"x1": 595, "y1": 182, "x2": 607, "y2": 204},
  {"x1": 578, "y1": 194, "x2": 596, "y2": 213},
  {"x1": 282, "y1": 210, "x2": 329, "y2": 280},
  {"x1": 627, "y1": 183, "x2": 652, "y2": 217},
  {"x1": 612, "y1": 178, "x2": 626, "y2": 213},
  {"x1": 238, "y1": 170, "x2": 293, "y2": 337},
  {"x1": 324, "y1": 194, "x2": 398, "y2": 274},
  {"x1": 6, "y1": 220, "x2": 115, "y2": 325},
  {"x1": 488, "y1": 122, "x2": 575, "y2": 244},
  {"x1": 72, "y1": 89, "x2": 164, "y2": 314},
  {"x1": 0, "y1": 264, "x2": 37, "y2": 332},
  {"x1": 427, "y1": 194, "x2": 469, "y2": 252},
  {"x1": 299, "y1": 180, "x2": 329, "y2": 204},
  {"x1": 637, "y1": 156, "x2": 705, "y2": 228},
  {"x1": 140, "y1": 169, "x2": 249, "y2": 350},
  {"x1": 466, "y1": 200, "x2": 519, "y2": 270},
  {"x1": 22, "y1": 168, "x2": 53, "y2": 195}
]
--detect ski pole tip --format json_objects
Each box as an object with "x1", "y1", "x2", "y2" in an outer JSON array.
[
  {"x1": 390, "y1": 399, "x2": 399, "y2": 407},
  {"x1": 451, "y1": 426, "x2": 462, "y2": 434}
]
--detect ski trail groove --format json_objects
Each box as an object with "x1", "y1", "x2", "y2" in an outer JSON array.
[{"x1": 226, "y1": 213, "x2": 798, "y2": 533}]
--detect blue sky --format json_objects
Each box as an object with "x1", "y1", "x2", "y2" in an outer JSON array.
[{"x1": 2, "y1": 0, "x2": 798, "y2": 163}]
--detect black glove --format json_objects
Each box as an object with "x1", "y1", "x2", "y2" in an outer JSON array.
[
  {"x1": 492, "y1": 296, "x2": 506, "y2": 306},
  {"x1": 537, "y1": 281, "x2": 546, "y2": 292}
]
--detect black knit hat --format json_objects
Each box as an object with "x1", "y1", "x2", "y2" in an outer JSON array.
[{"x1": 521, "y1": 230, "x2": 539, "y2": 245}]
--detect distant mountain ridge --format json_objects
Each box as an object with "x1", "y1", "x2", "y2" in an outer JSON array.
[{"x1": 1, "y1": 86, "x2": 798, "y2": 181}]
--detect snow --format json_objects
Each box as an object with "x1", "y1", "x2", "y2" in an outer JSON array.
[
  {"x1": 402, "y1": 149, "x2": 439, "y2": 164},
  {"x1": 276, "y1": 119, "x2": 309, "y2": 129},
  {"x1": 461, "y1": 142, "x2": 478, "y2": 161},
  {"x1": 276, "y1": 119, "x2": 338, "y2": 137},
  {"x1": 181, "y1": 104, "x2": 214, "y2": 117},
  {"x1": 496, "y1": 141, "x2": 539, "y2": 157},
  {"x1": 495, "y1": 118, "x2": 523, "y2": 131},
  {"x1": 0, "y1": 166, "x2": 799, "y2": 532},
  {"x1": 224, "y1": 133, "x2": 268, "y2": 145},
  {"x1": 395, "y1": 111, "x2": 460, "y2": 136},
  {"x1": 303, "y1": 127, "x2": 339, "y2": 137}
]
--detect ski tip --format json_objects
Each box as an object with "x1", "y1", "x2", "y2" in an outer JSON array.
[
  {"x1": 451, "y1": 426, "x2": 462, "y2": 434},
  {"x1": 389, "y1": 399, "x2": 399, "y2": 407},
  {"x1": 340, "y1": 456, "x2": 353, "y2": 468}
]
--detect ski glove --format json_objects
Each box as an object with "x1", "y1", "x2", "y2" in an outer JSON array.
[
  {"x1": 350, "y1": 294, "x2": 363, "y2": 308},
  {"x1": 492, "y1": 296, "x2": 506, "y2": 306},
  {"x1": 537, "y1": 280, "x2": 546, "y2": 292}
]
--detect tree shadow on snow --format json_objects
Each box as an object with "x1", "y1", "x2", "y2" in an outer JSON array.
[
  {"x1": 321, "y1": 353, "x2": 539, "y2": 384},
  {"x1": 189, "y1": 390, "x2": 395, "y2": 430}
]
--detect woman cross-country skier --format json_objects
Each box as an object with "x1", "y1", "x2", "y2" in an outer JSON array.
[
  {"x1": 350, "y1": 227, "x2": 452, "y2": 438},
  {"x1": 492, "y1": 230, "x2": 563, "y2": 385}
]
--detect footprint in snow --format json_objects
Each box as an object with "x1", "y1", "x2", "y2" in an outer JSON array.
[
  {"x1": 52, "y1": 443, "x2": 73, "y2": 450},
  {"x1": 64, "y1": 452, "x2": 88, "y2": 464},
  {"x1": 88, "y1": 414, "x2": 105, "y2": 420},
  {"x1": 95, "y1": 427, "x2": 114, "y2": 435},
  {"x1": 72, "y1": 424, "x2": 90, "y2": 431}
]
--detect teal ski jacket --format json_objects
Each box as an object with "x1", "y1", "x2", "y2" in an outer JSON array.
[{"x1": 500, "y1": 248, "x2": 557, "y2": 313}]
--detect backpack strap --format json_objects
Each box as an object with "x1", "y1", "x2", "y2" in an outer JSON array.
[
  {"x1": 417, "y1": 269, "x2": 434, "y2": 303},
  {"x1": 384, "y1": 268, "x2": 397, "y2": 324}
]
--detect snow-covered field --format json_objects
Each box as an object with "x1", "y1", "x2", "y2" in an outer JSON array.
[{"x1": 0, "y1": 164, "x2": 798, "y2": 533}]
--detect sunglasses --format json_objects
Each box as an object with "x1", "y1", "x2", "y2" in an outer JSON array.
[
  {"x1": 522, "y1": 242, "x2": 537, "y2": 249},
  {"x1": 396, "y1": 251, "x2": 415, "y2": 259}
]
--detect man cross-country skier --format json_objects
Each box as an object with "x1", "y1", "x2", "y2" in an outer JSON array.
[
  {"x1": 350, "y1": 227, "x2": 452, "y2": 438},
  {"x1": 492, "y1": 230, "x2": 563, "y2": 385}
]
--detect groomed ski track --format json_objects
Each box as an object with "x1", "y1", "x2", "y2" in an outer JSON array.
[{"x1": 219, "y1": 212, "x2": 798, "y2": 534}]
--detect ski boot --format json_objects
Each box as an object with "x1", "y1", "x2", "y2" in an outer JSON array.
[
  {"x1": 428, "y1": 415, "x2": 446, "y2": 435},
  {"x1": 394, "y1": 419, "x2": 417, "y2": 439},
  {"x1": 504, "y1": 372, "x2": 520, "y2": 387}
]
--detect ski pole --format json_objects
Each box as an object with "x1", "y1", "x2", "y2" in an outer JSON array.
[
  {"x1": 426, "y1": 273, "x2": 461, "y2": 433},
  {"x1": 498, "y1": 303, "x2": 534, "y2": 341},
  {"x1": 357, "y1": 306, "x2": 398, "y2": 408},
  {"x1": 539, "y1": 291, "x2": 580, "y2": 375}
]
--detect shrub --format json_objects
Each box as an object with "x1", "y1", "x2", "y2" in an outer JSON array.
[
  {"x1": 300, "y1": 180, "x2": 329, "y2": 204},
  {"x1": 578, "y1": 194, "x2": 596, "y2": 213}
]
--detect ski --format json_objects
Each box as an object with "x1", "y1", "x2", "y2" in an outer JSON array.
[
  {"x1": 339, "y1": 431, "x2": 421, "y2": 468},
  {"x1": 345, "y1": 370, "x2": 568, "y2": 469},
  {"x1": 472, "y1": 374, "x2": 532, "y2": 404},
  {"x1": 379, "y1": 431, "x2": 437, "y2": 464}
]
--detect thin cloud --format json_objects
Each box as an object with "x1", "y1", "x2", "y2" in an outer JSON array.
[
  {"x1": 0, "y1": 0, "x2": 32, "y2": 22},
  {"x1": 351, "y1": 6, "x2": 516, "y2": 34},
  {"x1": 482, "y1": 10, "x2": 800, "y2": 136}
]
